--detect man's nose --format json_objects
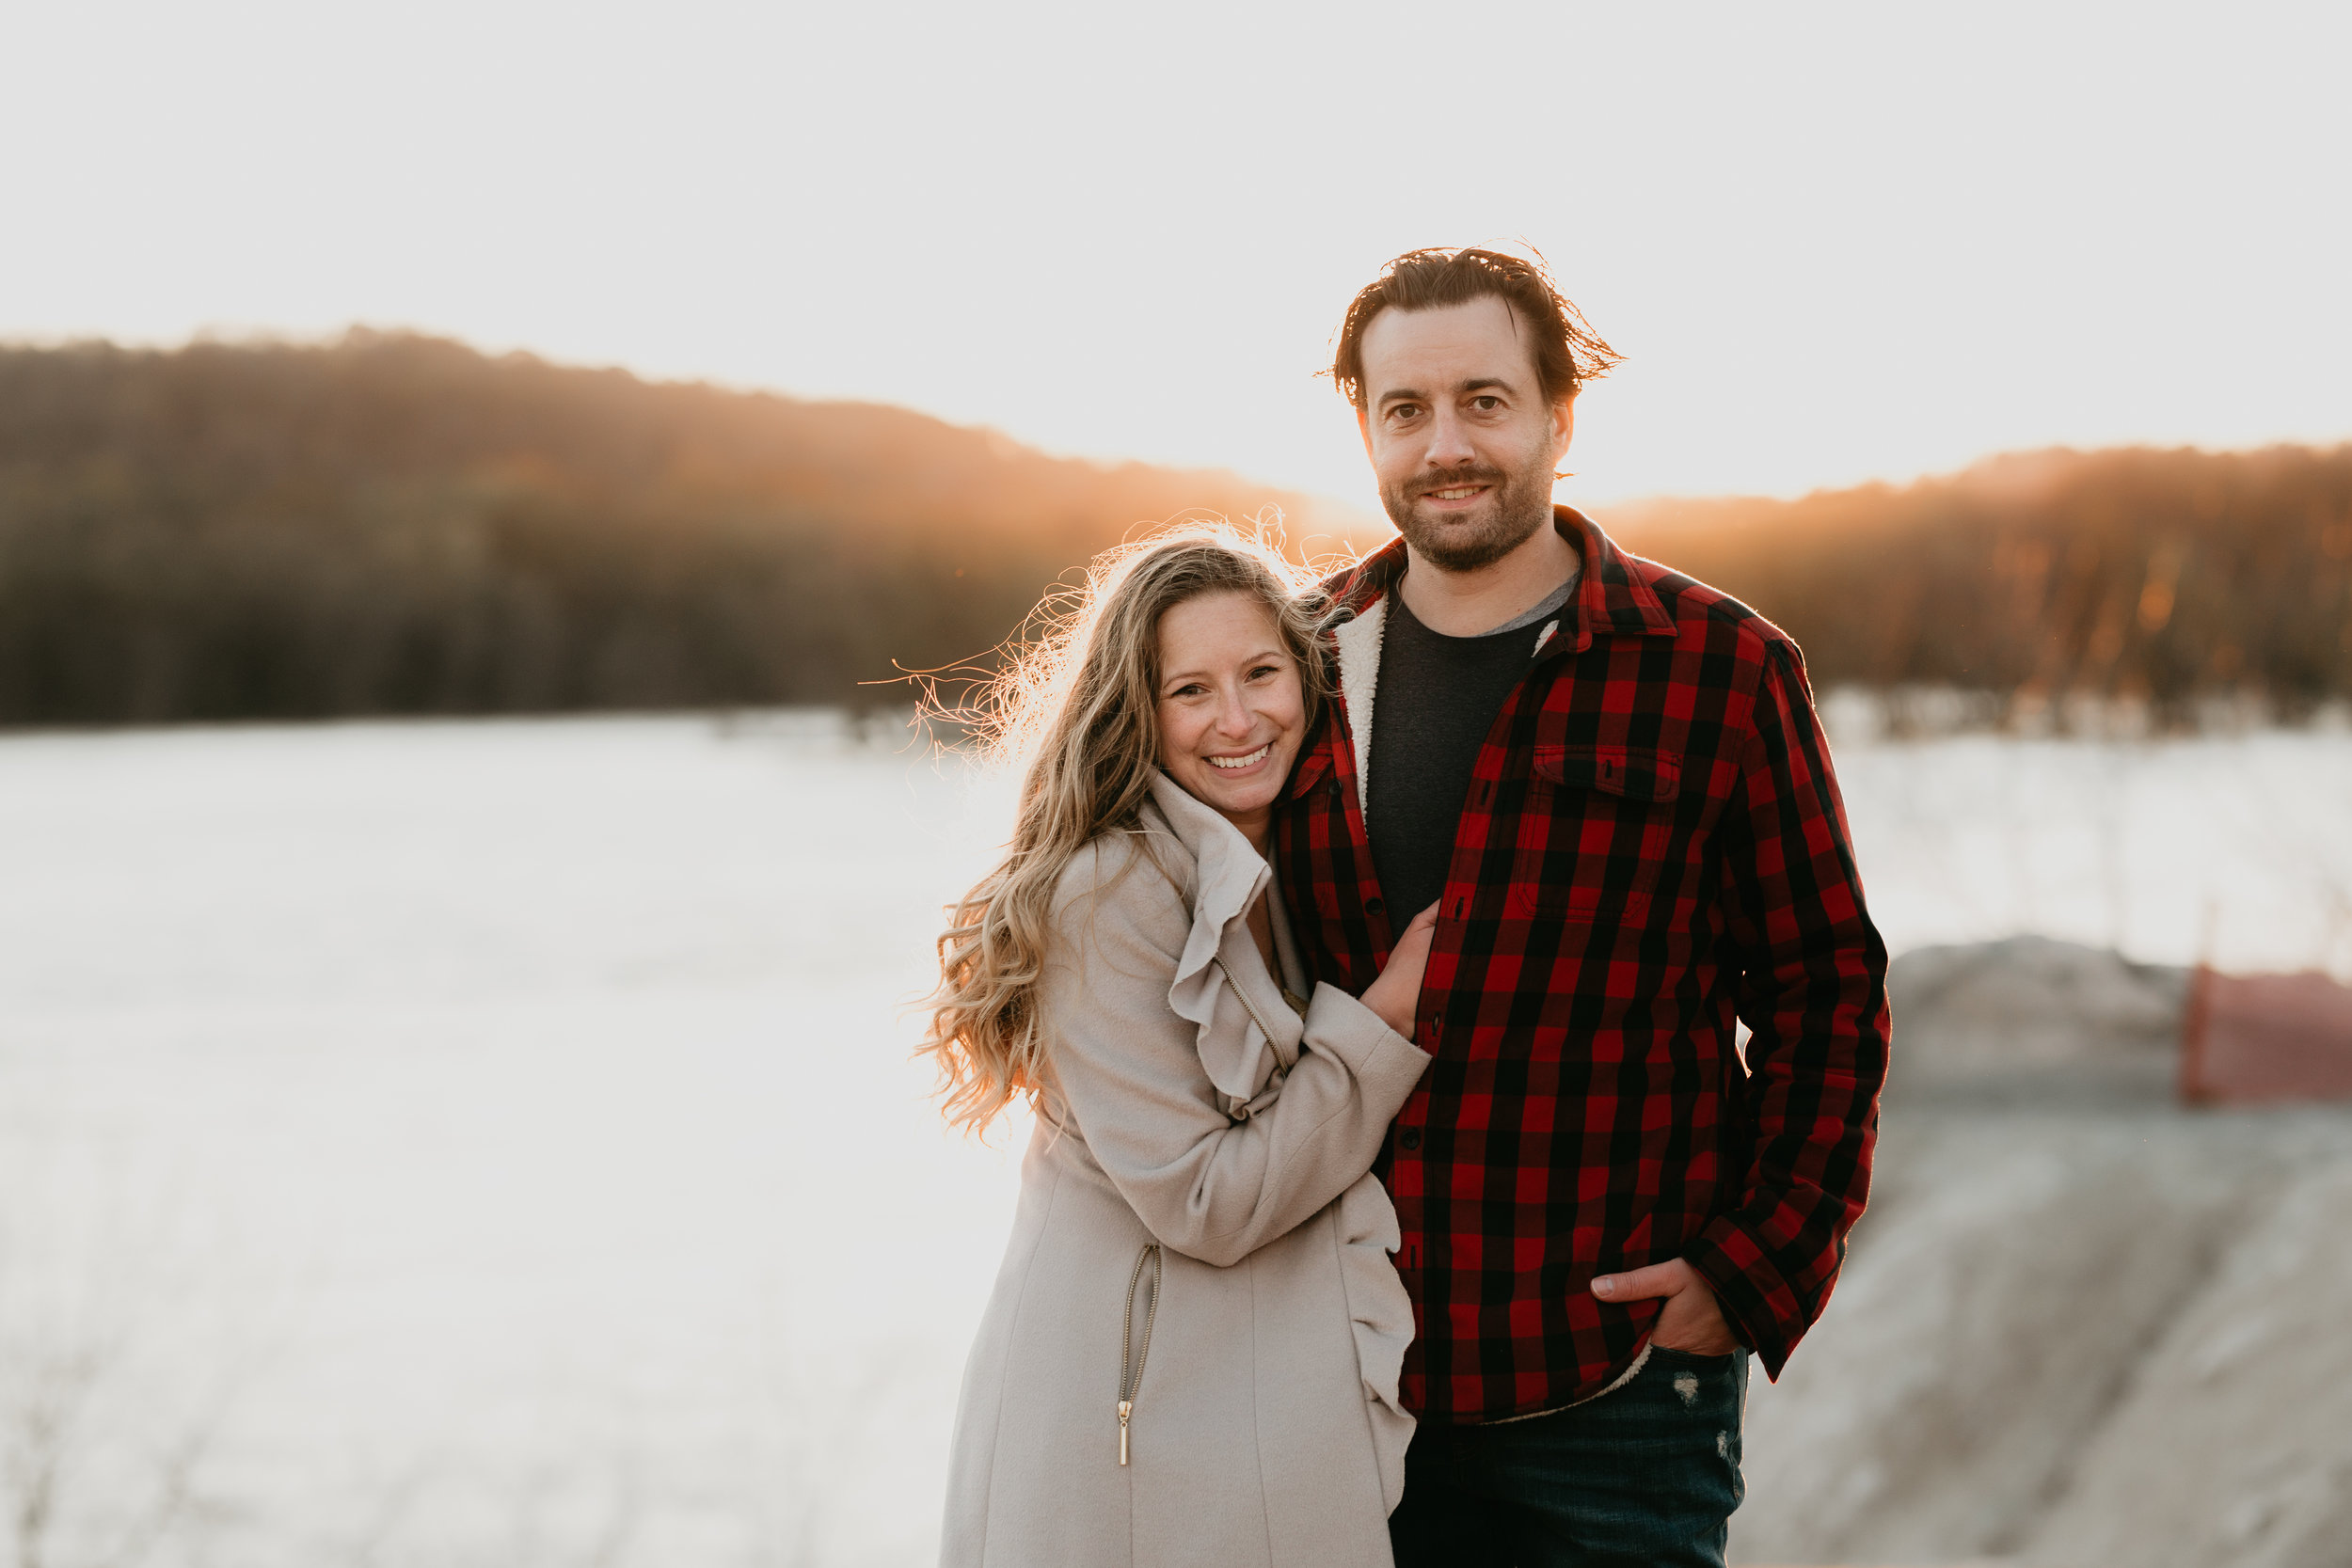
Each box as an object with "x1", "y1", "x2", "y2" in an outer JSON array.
[{"x1": 1425, "y1": 406, "x2": 1476, "y2": 467}]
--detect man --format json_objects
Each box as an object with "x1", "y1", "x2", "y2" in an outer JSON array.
[{"x1": 1274, "y1": 248, "x2": 1890, "y2": 1566}]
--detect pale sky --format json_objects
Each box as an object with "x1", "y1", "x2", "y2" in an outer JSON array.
[{"x1": 5, "y1": 1, "x2": 2348, "y2": 514}]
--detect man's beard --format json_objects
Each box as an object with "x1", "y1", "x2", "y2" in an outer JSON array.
[{"x1": 1379, "y1": 447, "x2": 1557, "y2": 575}]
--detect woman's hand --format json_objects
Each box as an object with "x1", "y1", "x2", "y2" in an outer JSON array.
[{"x1": 1359, "y1": 901, "x2": 1441, "y2": 1039}]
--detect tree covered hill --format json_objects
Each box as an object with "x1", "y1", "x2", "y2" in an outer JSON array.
[
  {"x1": 1604, "y1": 442, "x2": 2352, "y2": 721},
  {"x1": 0, "y1": 331, "x2": 1365, "y2": 724},
  {"x1": 1, "y1": 331, "x2": 2346, "y2": 728}
]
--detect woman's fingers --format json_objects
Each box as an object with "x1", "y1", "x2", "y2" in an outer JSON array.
[
  {"x1": 1361, "y1": 902, "x2": 1442, "y2": 1037},
  {"x1": 1361, "y1": 901, "x2": 1448, "y2": 1037},
  {"x1": 1388, "y1": 902, "x2": 1442, "y2": 960}
]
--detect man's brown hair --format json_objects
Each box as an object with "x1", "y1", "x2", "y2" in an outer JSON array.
[{"x1": 1330, "y1": 247, "x2": 1623, "y2": 410}]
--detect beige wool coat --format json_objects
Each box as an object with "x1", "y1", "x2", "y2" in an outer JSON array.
[{"x1": 940, "y1": 772, "x2": 1433, "y2": 1568}]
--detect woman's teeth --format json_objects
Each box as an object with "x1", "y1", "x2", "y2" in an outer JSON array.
[{"x1": 1208, "y1": 743, "x2": 1272, "y2": 770}]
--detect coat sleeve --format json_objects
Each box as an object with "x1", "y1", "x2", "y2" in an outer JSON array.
[
  {"x1": 1683, "y1": 637, "x2": 1892, "y2": 1378},
  {"x1": 1041, "y1": 842, "x2": 1431, "y2": 1269}
]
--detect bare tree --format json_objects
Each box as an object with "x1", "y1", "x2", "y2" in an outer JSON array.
[{"x1": 0, "y1": 1159, "x2": 274, "y2": 1568}]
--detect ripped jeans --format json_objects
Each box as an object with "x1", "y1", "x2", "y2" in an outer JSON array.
[{"x1": 1388, "y1": 1346, "x2": 1750, "y2": 1568}]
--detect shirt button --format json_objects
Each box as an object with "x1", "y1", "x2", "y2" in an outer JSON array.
[
  {"x1": 1364, "y1": 897, "x2": 1385, "y2": 916},
  {"x1": 1399, "y1": 1128, "x2": 1422, "y2": 1151}
]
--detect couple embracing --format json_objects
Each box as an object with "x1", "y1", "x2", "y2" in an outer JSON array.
[{"x1": 925, "y1": 249, "x2": 1892, "y2": 1567}]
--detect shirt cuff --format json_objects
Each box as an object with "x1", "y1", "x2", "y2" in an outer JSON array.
[{"x1": 1684, "y1": 1214, "x2": 1808, "y2": 1380}]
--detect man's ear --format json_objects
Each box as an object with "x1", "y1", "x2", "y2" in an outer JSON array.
[
  {"x1": 1356, "y1": 404, "x2": 1375, "y2": 462},
  {"x1": 1549, "y1": 397, "x2": 1577, "y2": 475}
]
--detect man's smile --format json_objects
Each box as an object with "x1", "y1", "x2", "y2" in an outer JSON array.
[{"x1": 1406, "y1": 467, "x2": 1508, "y2": 516}]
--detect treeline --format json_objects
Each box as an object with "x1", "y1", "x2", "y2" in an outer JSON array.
[
  {"x1": 2, "y1": 332, "x2": 2346, "y2": 729},
  {"x1": 0, "y1": 332, "x2": 1357, "y2": 725},
  {"x1": 1603, "y1": 443, "x2": 2352, "y2": 721}
]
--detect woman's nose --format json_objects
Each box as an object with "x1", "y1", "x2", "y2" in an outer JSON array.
[{"x1": 1214, "y1": 691, "x2": 1254, "y2": 736}]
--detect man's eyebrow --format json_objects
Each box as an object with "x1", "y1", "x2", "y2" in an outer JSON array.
[{"x1": 1377, "y1": 375, "x2": 1519, "y2": 406}]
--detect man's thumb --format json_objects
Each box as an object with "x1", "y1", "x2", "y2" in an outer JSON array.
[{"x1": 1590, "y1": 1263, "x2": 1677, "y2": 1302}]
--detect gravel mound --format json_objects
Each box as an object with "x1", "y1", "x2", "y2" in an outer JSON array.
[
  {"x1": 1883, "y1": 935, "x2": 2187, "y2": 1107},
  {"x1": 1728, "y1": 938, "x2": 2352, "y2": 1568}
]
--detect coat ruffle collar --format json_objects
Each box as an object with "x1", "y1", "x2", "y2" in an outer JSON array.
[{"x1": 1144, "y1": 770, "x2": 1304, "y2": 1106}]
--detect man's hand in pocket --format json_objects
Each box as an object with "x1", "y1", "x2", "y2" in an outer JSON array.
[{"x1": 1589, "y1": 1259, "x2": 1740, "y2": 1356}]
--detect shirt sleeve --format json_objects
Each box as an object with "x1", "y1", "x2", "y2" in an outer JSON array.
[
  {"x1": 1682, "y1": 638, "x2": 1891, "y2": 1377},
  {"x1": 1041, "y1": 846, "x2": 1433, "y2": 1269}
]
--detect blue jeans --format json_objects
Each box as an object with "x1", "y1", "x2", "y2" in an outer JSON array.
[{"x1": 1389, "y1": 1347, "x2": 1750, "y2": 1567}]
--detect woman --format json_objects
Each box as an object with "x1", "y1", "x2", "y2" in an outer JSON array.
[{"x1": 926, "y1": 534, "x2": 1438, "y2": 1567}]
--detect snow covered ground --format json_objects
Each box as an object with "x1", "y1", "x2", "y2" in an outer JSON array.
[{"x1": 1, "y1": 710, "x2": 2348, "y2": 1566}]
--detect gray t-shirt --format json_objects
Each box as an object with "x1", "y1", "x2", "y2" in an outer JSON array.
[{"x1": 1365, "y1": 575, "x2": 1577, "y2": 923}]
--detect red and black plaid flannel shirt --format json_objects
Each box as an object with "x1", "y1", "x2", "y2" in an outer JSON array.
[{"x1": 1275, "y1": 508, "x2": 1890, "y2": 1423}]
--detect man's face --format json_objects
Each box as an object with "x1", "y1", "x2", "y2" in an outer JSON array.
[{"x1": 1356, "y1": 295, "x2": 1574, "y2": 574}]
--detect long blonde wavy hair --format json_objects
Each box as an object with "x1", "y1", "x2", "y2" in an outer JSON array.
[{"x1": 922, "y1": 528, "x2": 1333, "y2": 1135}]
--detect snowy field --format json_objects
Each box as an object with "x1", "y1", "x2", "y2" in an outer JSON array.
[{"x1": 1, "y1": 708, "x2": 2349, "y2": 1567}]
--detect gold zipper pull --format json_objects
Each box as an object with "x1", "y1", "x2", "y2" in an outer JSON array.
[{"x1": 1118, "y1": 1400, "x2": 1133, "y2": 1465}]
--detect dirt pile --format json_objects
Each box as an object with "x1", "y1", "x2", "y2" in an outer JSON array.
[
  {"x1": 1881, "y1": 935, "x2": 2188, "y2": 1107},
  {"x1": 1728, "y1": 938, "x2": 2352, "y2": 1568}
]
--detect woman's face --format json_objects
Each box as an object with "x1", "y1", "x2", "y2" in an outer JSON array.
[{"x1": 1153, "y1": 591, "x2": 1307, "y2": 841}]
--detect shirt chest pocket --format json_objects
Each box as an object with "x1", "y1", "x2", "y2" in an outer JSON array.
[{"x1": 1502, "y1": 744, "x2": 1681, "y2": 925}]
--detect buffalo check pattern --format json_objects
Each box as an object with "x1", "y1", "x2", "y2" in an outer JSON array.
[{"x1": 1274, "y1": 509, "x2": 1891, "y2": 1423}]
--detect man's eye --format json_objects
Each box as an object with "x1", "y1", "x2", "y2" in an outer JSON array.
[
  {"x1": 1389, "y1": 404, "x2": 1420, "y2": 421},
  {"x1": 1472, "y1": 396, "x2": 1502, "y2": 411}
]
